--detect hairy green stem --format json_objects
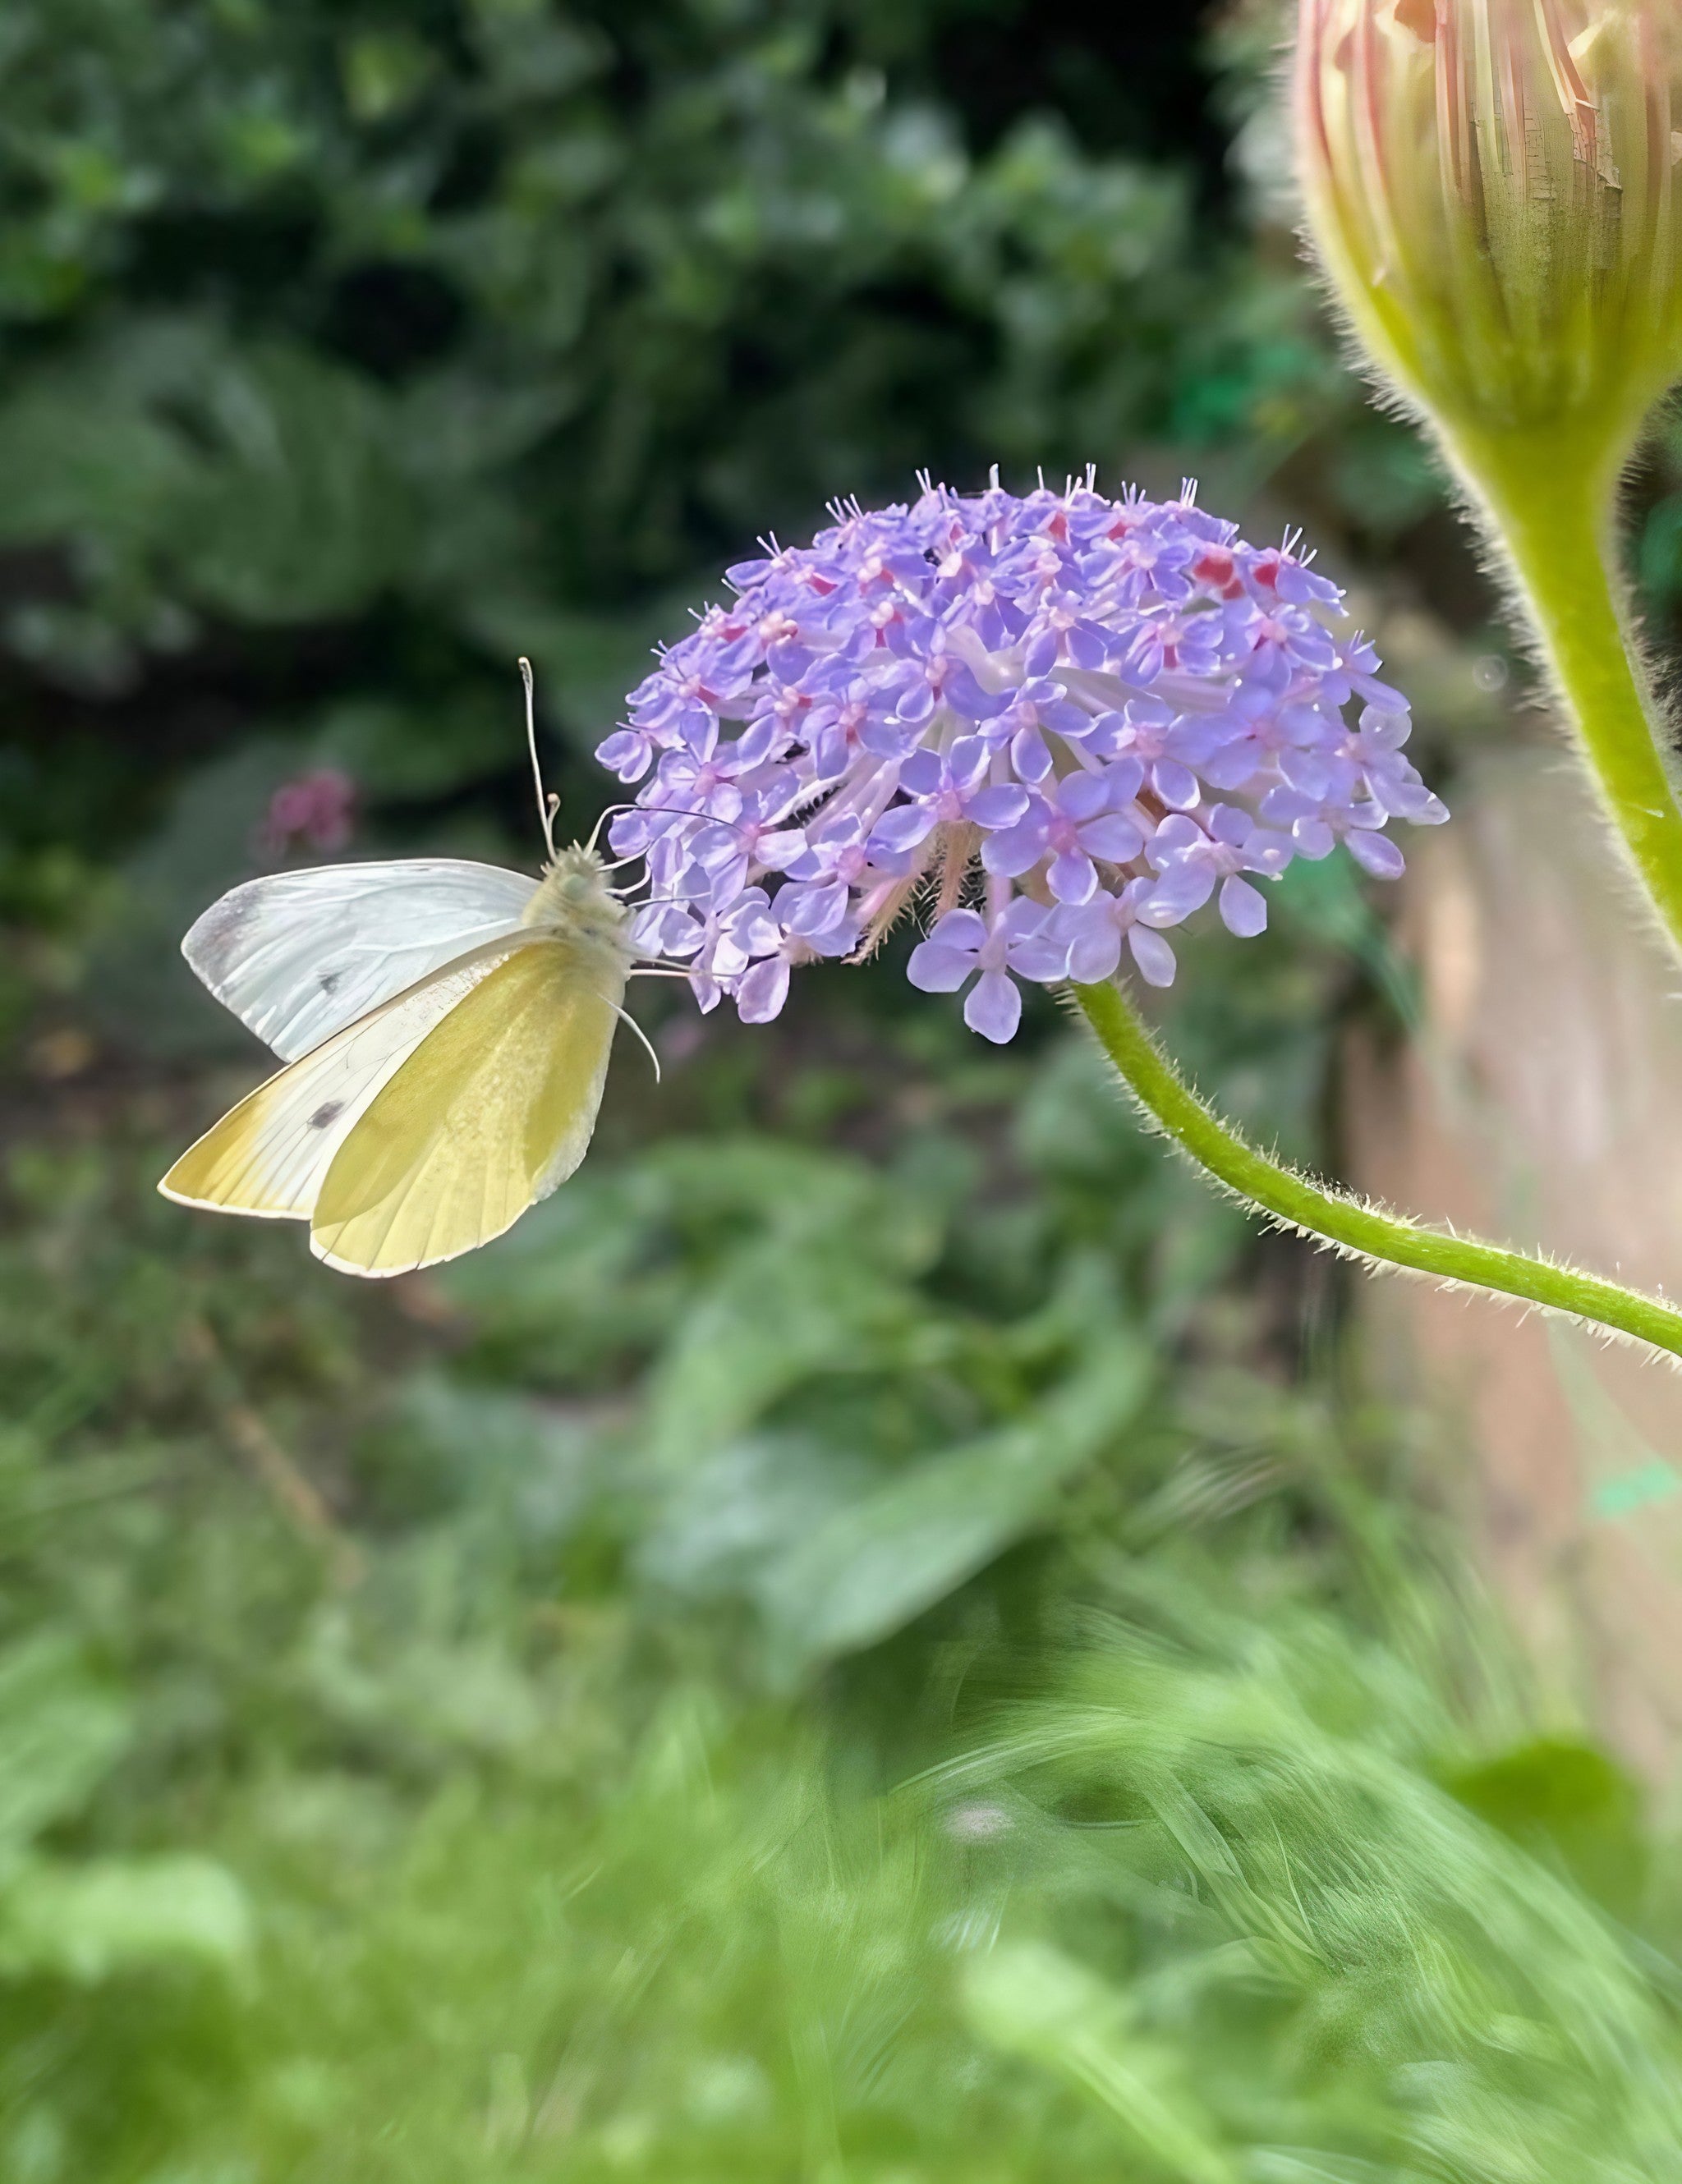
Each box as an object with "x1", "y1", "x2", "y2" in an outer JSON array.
[
  {"x1": 1074, "y1": 980, "x2": 1682, "y2": 1365},
  {"x1": 1453, "y1": 428, "x2": 1682, "y2": 957}
]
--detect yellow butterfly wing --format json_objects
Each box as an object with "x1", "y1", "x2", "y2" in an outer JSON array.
[
  {"x1": 159, "y1": 940, "x2": 531, "y2": 1219},
  {"x1": 308, "y1": 938, "x2": 623, "y2": 1278}
]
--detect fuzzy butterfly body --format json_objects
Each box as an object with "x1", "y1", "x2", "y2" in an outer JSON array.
[{"x1": 160, "y1": 845, "x2": 636, "y2": 1277}]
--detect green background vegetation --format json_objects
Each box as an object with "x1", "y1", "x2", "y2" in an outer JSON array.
[{"x1": 6, "y1": 3, "x2": 1682, "y2": 2177}]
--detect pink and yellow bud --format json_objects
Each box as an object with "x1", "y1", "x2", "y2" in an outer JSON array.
[{"x1": 1296, "y1": 1, "x2": 1682, "y2": 461}]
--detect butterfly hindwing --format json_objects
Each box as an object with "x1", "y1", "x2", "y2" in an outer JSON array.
[
  {"x1": 308, "y1": 938, "x2": 625, "y2": 1277},
  {"x1": 159, "y1": 939, "x2": 535, "y2": 1218},
  {"x1": 184, "y1": 860, "x2": 539, "y2": 1061}
]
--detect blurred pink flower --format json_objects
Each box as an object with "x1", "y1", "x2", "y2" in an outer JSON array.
[{"x1": 257, "y1": 769, "x2": 358, "y2": 860}]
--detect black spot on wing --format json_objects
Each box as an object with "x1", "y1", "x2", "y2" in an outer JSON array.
[
  {"x1": 308, "y1": 1101, "x2": 344, "y2": 1130},
  {"x1": 319, "y1": 970, "x2": 342, "y2": 993}
]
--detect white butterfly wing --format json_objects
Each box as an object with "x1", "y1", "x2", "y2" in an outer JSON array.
[
  {"x1": 159, "y1": 938, "x2": 536, "y2": 1218},
  {"x1": 183, "y1": 860, "x2": 539, "y2": 1060}
]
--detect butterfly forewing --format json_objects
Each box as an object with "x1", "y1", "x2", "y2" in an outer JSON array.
[
  {"x1": 308, "y1": 938, "x2": 625, "y2": 1277},
  {"x1": 185, "y1": 860, "x2": 539, "y2": 1061},
  {"x1": 159, "y1": 938, "x2": 537, "y2": 1218}
]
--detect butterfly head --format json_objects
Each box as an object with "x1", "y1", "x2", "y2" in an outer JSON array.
[{"x1": 524, "y1": 842, "x2": 632, "y2": 957}]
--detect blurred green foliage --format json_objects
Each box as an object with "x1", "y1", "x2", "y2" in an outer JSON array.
[
  {"x1": 0, "y1": 0, "x2": 1365, "y2": 870},
  {"x1": 4, "y1": 1070, "x2": 1682, "y2": 2180},
  {"x1": 3, "y1": 3, "x2": 1680, "y2": 2180}
]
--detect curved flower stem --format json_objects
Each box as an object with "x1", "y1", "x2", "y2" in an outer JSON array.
[
  {"x1": 1073, "y1": 979, "x2": 1682, "y2": 1365},
  {"x1": 1450, "y1": 426, "x2": 1682, "y2": 958}
]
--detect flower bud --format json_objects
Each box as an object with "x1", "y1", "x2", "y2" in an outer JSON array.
[{"x1": 1296, "y1": 1, "x2": 1682, "y2": 456}]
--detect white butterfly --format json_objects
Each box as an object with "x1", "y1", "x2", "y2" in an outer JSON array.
[{"x1": 159, "y1": 664, "x2": 656, "y2": 1278}]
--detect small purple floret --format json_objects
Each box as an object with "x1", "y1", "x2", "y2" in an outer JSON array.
[{"x1": 597, "y1": 472, "x2": 1447, "y2": 1037}]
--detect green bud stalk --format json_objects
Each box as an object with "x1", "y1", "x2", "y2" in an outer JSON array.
[{"x1": 1295, "y1": 0, "x2": 1682, "y2": 950}]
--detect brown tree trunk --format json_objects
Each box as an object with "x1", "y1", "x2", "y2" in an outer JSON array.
[{"x1": 1345, "y1": 746, "x2": 1682, "y2": 1777}]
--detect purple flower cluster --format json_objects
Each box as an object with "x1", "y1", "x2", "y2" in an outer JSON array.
[{"x1": 599, "y1": 473, "x2": 1446, "y2": 1043}]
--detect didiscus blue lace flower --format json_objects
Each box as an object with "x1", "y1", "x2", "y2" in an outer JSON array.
[{"x1": 599, "y1": 472, "x2": 1446, "y2": 1042}]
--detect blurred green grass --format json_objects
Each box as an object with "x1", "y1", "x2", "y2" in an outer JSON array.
[
  {"x1": 4, "y1": 1012, "x2": 1682, "y2": 2180},
  {"x1": 4, "y1": 2, "x2": 1682, "y2": 2177}
]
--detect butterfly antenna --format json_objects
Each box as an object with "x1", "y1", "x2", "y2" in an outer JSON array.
[
  {"x1": 519, "y1": 657, "x2": 559, "y2": 865},
  {"x1": 586, "y1": 800, "x2": 635, "y2": 856}
]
